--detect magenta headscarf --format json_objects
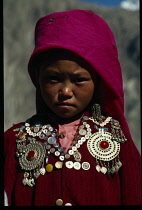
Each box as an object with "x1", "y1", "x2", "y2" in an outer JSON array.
[{"x1": 28, "y1": 9, "x2": 131, "y2": 140}]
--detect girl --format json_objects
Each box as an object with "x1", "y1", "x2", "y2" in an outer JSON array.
[{"x1": 4, "y1": 9, "x2": 141, "y2": 206}]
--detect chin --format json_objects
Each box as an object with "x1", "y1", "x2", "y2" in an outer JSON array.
[
  {"x1": 56, "y1": 111, "x2": 84, "y2": 120},
  {"x1": 58, "y1": 113, "x2": 75, "y2": 119}
]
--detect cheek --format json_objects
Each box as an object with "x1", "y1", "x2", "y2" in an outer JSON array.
[
  {"x1": 77, "y1": 82, "x2": 95, "y2": 103},
  {"x1": 40, "y1": 85, "x2": 57, "y2": 101}
]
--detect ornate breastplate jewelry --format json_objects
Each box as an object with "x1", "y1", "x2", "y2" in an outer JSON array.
[
  {"x1": 14, "y1": 115, "x2": 93, "y2": 187},
  {"x1": 87, "y1": 104, "x2": 127, "y2": 175},
  {"x1": 14, "y1": 104, "x2": 127, "y2": 187},
  {"x1": 15, "y1": 129, "x2": 46, "y2": 187}
]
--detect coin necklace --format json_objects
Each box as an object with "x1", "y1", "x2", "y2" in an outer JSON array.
[
  {"x1": 14, "y1": 115, "x2": 92, "y2": 187},
  {"x1": 14, "y1": 111, "x2": 127, "y2": 187}
]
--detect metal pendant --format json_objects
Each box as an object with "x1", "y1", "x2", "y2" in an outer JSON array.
[
  {"x1": 19, "y1": 141, "x2": 46, "y2": 171},
  {"x1": 73, "y1": 151, "x2": 82, "y2": 162},
  {"x1": 87, "y1": 129, "x2": 120, "y2": 162}
]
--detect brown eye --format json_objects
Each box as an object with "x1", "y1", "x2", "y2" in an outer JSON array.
[
  {"x1": 47, "y1": 76, "x2": 61, "y2": 83},
  {"x1": 74, "y1": 77, "x2": 89, "y2": 83}
]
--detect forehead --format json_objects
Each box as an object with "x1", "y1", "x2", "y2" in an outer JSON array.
[
  {"x1": 41, "y1": 60, "x2": 93, "y2": 78},
  {"x1": 38, "y1": 48, "x2": 94, "y2": 73}
]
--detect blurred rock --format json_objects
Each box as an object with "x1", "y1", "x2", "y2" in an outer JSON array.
[{"x1": 4, "y1": 0, "x2": 140, "y2": 152}]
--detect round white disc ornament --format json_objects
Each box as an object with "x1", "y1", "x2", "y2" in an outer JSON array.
[
  {"x1": 73, "y1": 162, "x2": 81, "y2": 170},
  {"x1": 87, "y1": 131, "x2": 120, "y2": 161}
]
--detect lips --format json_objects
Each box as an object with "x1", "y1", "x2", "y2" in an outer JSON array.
[{"x1": 56, "y1": 102, "x2": 76, "y2": 107}]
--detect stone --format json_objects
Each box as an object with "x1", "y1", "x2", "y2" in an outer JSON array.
[
  {"x1": 27, "y1": 151, "x2": 35, "y2": 160},
  {"x1": 100, "y1": 141, "x2": 109, "y2": 149}
]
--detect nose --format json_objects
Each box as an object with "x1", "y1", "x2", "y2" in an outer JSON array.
[{"x1": 58, "y1": 82, "x2": 73, "y2": 100}]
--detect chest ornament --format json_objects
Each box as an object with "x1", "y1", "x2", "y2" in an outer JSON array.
[
  {"x1": 15, "y1": 115, "x2": 93, "y2": 187},
  {"x1": 14, "y1": 104, "x2": 127, "y2": 187},
  {"x1": 87, "y1": 104, "x2": 127, "y2": 175}
]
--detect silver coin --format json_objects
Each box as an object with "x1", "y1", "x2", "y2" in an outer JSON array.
[
  {"x1": 82, "y1": 162, "x2": 90, "y2": 170},
  {"x1": 68, "y1": 150, "x2": 74, "y2": 155},
  {"x1": 79, "y1": 129, "x2": 86, "y2": 135},
  {"x1": 36, "y1": 132, "x2": 41, "y2": 136},
  {"x1": 76, "y1": 143, "x2": 80, "y2": 148},
  {"x1": 39, "y1": 134, "x2": 45, "y2": 139},
  {"x1": 79, "y1": 125, "x2": 84, "y2": 130},
  {"x1": 86, "y1": 124, "x2": 90, "y2": 128},
  {"x1": 51, "y1": 133, "x2": 56, "y2": 137},
  {"x1": 49, "y1": 127, "x2": 54, "y2": 132},
  {"x1": 87, "y1": 128, "x2": 91, "y2": 132},
  {"x1": 42, "y1": 129, "x2": 48, "y2": 134},
  {"x1": 65, "y1": 154, "x2": 70, "y2": 159},
  {"x1": 72, "y1": 146, "x2": 77, "y2": 151},
  {"x1": 55, "y1": 161, "x2": 63, "y2": 169},
  {"x1": 58, "y1": 147, "x2": 64, "y2": 152},
  {"x1": 50, "y1": 148, "x2": 55, "y2": 153},
  {"x1": 85, "y1": 134, "x2": 90, "y2": 139},
  {"x1": 83, "y1": 116, "x2": 89, "y2": 120},
  {"x1": 65, "y1": 203, "x2": 72, "y2": 206},
  {"x1": 34, "y1": 127, "x2": 40, "y2": 132},
  {"x1": 46, "y1": 144, "x2": 51, "y2": 150},
  {"x1": 48, "y1": 137, "x2": 56, "y2": 144},
  {"x1": 33, "y1": 133, "x2": 37, "y2": 137},
  {"x1": 25, "y1": 123, "x2": 30, "y2": 126},
  {"x1": 46, "y1": 131, "x2": 51, "y2": 136},
  {"x1": 81, "y1": 137, "x2": 86, "y2": 142},
  {"x1": 59, "y1": 155, "x2": 64, "y2": 161},
  {"x1": 65, "y1": 161, "x2": 73, "y2": 169},
  {"x1": 78, "y1": 140, "x2": 83, "y2": 145},
  {"x1": 53, "y1": 143, "x2": 59, "y2": 148},
  {"x1": 55, "y1": 151, "x2": 60, "y2": 156},
  {"x1": 73, "y1": 162, "x2": 81, "y2": 170}
]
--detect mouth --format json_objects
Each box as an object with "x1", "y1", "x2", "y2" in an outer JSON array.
[{"x1": 56, "y1": 102, "x2": 76, "y2": 108}]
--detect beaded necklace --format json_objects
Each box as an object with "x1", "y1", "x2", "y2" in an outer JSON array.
[
  {"x1": 15, "y1": 113, "x2": 127, "y2": 187},
  {"x1": 15, "y1": 115, "x2": 93, "y2": 186}
]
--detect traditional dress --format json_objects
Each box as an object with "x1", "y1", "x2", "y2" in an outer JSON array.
[{"x1": 4, "y1": 9, "x2": 141, "y2": 206}]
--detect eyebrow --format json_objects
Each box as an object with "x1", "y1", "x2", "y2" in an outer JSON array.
[{"x1": 41, "y1": 67, "x2": 91, "y2": 75}]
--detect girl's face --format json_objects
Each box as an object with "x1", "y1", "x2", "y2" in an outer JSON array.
[{"x1": 39, "y1": 58, "x2": 95, "y2": 118}]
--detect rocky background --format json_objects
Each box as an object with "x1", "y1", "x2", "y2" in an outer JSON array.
[{"x1": 4, "y1": 0, "x2": 140, "y2": 152}]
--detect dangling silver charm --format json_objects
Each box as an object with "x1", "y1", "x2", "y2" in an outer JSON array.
[
  {"x1": 110, "y1": 119, "x2": 127, "y2": 143},
  {"x1": 39, "y1": 167, "x2": 46, "y2": 175}
]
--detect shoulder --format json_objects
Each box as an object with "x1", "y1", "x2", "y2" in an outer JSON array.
[
  {"x1": 4, "y1": 114, "x2": 38, "y2": 135},
  {"x1": 4, "y1": 123, "x2": 25, "y2": 154},
  {"x1": 5, "y1": 122, "x2": 25, "y2": 137}
]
